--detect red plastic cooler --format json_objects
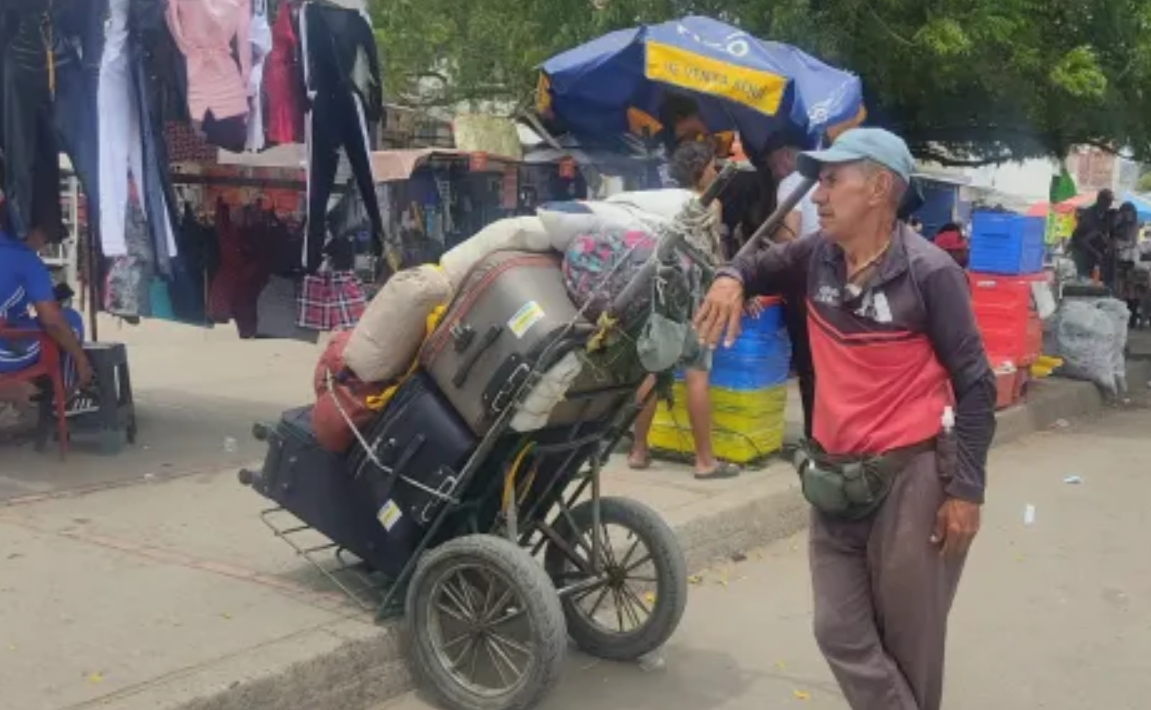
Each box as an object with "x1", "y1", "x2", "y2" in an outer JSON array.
[{"x1": 968, "y1": 272, "x2": 1048, "y2": 367}]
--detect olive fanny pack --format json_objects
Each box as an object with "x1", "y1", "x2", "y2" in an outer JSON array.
[{"x1": 792, "y1": 439, "x2": 935, "y2": 521}]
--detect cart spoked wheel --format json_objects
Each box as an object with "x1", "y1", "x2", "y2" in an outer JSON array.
[
  {"x1": 406, "y1": 535, "x2": 567, "y2": 710},
  {"x1": 544, "y1": 497, "x2": 687, "y2": 661}
]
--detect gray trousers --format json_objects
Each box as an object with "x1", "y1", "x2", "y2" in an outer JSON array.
[{"x1": 809, "y1": 451, "x2": 967, "y2": 710}]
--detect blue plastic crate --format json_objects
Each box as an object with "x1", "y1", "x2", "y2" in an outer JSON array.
[
  {"x1": 677, "y1": 303, "x2": 792, "y2": 390},
  {"x1": 968, "y1": 212, "x2": 1046, "y2": 275}
]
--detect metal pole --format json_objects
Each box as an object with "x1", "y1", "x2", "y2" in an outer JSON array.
[
  {"x1": 86, "y1": 221, "x2": 99, "y2": 342},
  {"x1": 733, "y1": 176, "x2": 817, "y2": 261}
]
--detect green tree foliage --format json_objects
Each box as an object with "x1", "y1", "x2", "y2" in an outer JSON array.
[{"x1": 370, "y1": 0, "x2": 1151, "y2": 164}]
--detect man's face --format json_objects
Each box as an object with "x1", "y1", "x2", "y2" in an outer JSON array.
[
  {"x1": 1098, "y1": 191, "x2": 1114, "y2": 211},
  {"x1": 811, "y1": 161, "x2": 890, "y2": 242}
]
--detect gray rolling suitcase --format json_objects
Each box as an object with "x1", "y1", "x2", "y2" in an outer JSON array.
[{"x1": 419, "y1": 251, "x2": 587, "y2": 435}]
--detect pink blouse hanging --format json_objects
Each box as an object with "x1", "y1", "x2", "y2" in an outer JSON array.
[{"x1": 166, "y1": 0, "x2": 252, "y2": 122}]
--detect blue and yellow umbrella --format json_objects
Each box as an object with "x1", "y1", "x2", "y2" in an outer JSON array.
[{"x1": 537, "y1": 16, "x2": 866, "y2": 156}]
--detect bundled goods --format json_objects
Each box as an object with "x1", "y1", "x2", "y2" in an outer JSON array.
[
  {"x1": 651, "y1": 302, "x2": 791, "y2": 464},
  {"x1": 311, "y1": 332, "x2": 383, "y2": 453},
  {"x1": 313, "y1": 189, "x2": 707, "y2": 455},
  {"x1": 438, "y1": 216, "x2": 553, "y2": 287},
  {"x1": 1044, "y1": 298, "x2": 1128, "y2": 395},
  {"x1": 343, "y1": 265, "x2": 453, "y2": 384},
  {"x1": 650, "y1": 383, "x2": 788, "y2": 464},
  {"x1": 537, "y1": 189, "x2": 694, "y2": 252},
  {"x1": 562, "y1": 227, "x2": 660, "y2": 328}
]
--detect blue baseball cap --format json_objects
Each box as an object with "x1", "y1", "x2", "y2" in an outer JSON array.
[{"x1": 797, "y1": 128, "x2": 915, "y2": 183}]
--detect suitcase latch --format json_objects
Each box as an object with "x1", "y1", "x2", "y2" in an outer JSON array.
[{"x1": 450, "y1": 322, "x2": 476, "y2": 353}]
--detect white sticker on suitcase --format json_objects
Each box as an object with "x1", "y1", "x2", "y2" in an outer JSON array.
[
  {"x1": 377, "y1": 500, "x2": 403, "y2": 531},
  {"x1": 508, "y1": 301, "x2": 546, "y2": 339}
]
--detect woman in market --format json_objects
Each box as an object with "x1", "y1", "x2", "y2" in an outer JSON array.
[
  {"x1": 628, "y1": 140, "x2": 742, "y2": 480},
  {"x1": 1113, "y1": 201, "x2": 1147, "y2": 328}
]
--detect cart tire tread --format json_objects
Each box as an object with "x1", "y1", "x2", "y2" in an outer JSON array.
[
  {"x1": 406, "y1": 534, "x2": 567, "y2": 710},
  {"x1": 545, "y1": 497, "x2": 687, "y2": 661}
]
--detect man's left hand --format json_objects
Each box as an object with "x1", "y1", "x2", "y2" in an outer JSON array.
[{"x1": 931, "y1": 498, "x2": 981, "y2": 557}]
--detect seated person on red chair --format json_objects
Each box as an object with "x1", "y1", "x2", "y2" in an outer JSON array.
[{"x1": 0, "y1": 224, "x2": 94, "y2": 392}]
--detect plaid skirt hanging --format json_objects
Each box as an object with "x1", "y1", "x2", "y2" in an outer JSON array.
[{"x1": 296, "y1": 271, "x2": 367, "y2": 331}]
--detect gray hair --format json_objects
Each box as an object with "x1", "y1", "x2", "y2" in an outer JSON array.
[{"x1": 859, "y1": 159, "x2": 908, "y2": 207}]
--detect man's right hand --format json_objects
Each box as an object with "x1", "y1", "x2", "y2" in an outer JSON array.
[{"x1": 693, "y1": 276, "x2": 745, "y2": 350}]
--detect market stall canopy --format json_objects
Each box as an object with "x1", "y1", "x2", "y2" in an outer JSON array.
[{"x1": 536, "y1": 15, "x2": 865, "y2": 154}]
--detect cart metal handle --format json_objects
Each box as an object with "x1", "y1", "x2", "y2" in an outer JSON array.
[{"x1": 734, "y1": 176, "x2": 817, "y2": 260}]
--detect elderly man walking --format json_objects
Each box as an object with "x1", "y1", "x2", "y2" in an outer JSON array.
[{"x1": 693, "y1": 128, "x2": 997, "y2": 710}]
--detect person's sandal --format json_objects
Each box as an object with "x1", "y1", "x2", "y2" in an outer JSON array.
[
  {"x1": 694, "y1": 461, "x2": 741, "y2": 480},
  {"x1": 627, "y1": 452, "x2": 653, "y2": 470}
]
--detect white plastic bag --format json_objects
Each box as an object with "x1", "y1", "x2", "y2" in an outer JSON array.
[
  {"x1": 510, "y1": 351, "x2": 584, "y2": 432},
  {"x1": 1094, "y1": 298, "x2": 1130, "y2": 394},
  {"x1": 537, "y1": 189, "x2": 694, "y2": 252},
  {"x1": 1049, "y1": 299, "x2": 1122, "y2": 393},
  {"x1": 604, "y1": 188, "x2": 695, "y2": 217}
]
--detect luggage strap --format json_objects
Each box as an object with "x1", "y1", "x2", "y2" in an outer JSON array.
[{"x1": 324, "y1": 369, "x2": 462, "y2": 506}]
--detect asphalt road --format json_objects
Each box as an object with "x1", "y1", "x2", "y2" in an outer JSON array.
[{"x1": 379, "y1": 404, "x2": 1151, "y2": 710}]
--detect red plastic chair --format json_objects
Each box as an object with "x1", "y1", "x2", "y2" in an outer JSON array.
[{"x1": 0, "y1": 322, "x2": 68, "y2": 459}]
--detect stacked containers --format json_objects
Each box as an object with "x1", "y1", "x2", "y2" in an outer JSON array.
[
  {"x1": 968, "y1": 212, "x2": 1046, "y2": 276},
  {"x1": 967, "y1": 212, "x2": 1049, "y2": 409},
  {"x1": 648, "y1": 298, "x2": 791, "y2": 463}
]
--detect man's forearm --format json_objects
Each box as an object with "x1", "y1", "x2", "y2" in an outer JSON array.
[
  {"x1": 42, "y1": 320, "x2": 87, "y2": 367},
  {"x1": 948, "y1": 372, "x2": 997, "y2": 503}
]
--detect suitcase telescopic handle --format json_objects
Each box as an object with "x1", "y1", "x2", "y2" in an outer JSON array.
[{"x1": 607, "y1": 162, "x2": 741, "y2": 319}]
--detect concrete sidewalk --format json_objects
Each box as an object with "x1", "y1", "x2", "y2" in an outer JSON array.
[{"x1": 3, "y1": 357, "x2": 1145, "y2": 710}]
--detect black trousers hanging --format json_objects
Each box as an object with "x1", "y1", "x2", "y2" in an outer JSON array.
[
  {"x1": 1, "y1": 45, "x2": 63, "y2": 241},
  {"x1": 304, "y1": 86, "x2": 384, "y2": 273},
  {"x1": 1, "y1": 26, "x2": 101, "y2": 244}
]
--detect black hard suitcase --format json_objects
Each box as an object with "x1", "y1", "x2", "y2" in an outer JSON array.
[
  {"x1": 419, "y1": 251, "x2": 588, "y2": 435},
  {"x1": 252, "y1": 406, "x2": 401, "y2": 575},
  {"x1": 346, "y1": 372, "x2": 478, "y2": 558}
]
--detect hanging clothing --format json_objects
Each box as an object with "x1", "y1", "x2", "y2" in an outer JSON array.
[
  {"x1": 132, "y1": 1, "x2": 184, "y2": 278},
  {"x1": 299, "y1": 2, "x2": 385, "y2": 273},
  {"x1": 264, "y1": 2, "x2": 304, "y2": 145},
  {"x1": 245, "y1": 0, "x2": 273, "y2": 152},
  {"x1": 104, "y1": 201, "x2": 156, "y2": 320},
  {"x1": 165, "y1": 0, "x2": 251, "y2": 129},
  {"x1": 98, "y1": 0, "x2": 178, "y2": 275},
  {"x1": 0, "y1": 6, "x2": 92, "y2": 243}
]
